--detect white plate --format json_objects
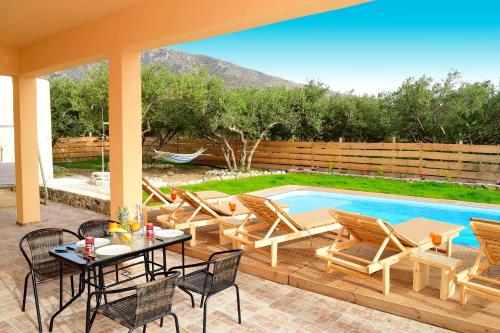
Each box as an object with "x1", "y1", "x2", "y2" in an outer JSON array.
[
  {"x1": 76, "y1": 238, "x2": 110, "y2": 248},
  {"x1": 95, "y1": 245, "x2": 131, "y2": 256},
  {"x1": 156, "y1": 229, "x2": 184, "y2": 239}
]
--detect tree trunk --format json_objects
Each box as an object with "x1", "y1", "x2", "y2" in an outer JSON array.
[
  {"x1": 240, "y1": 139, "x2": 247, "y2": 170},
  {"x1": 246, "y1": 123, "x2": 278, "y2": 171},
  {"x1": 246, "y1": 137, "x2": 263, "y2": 171},
  {"x1": 207, "y1": 134, "x2": 234, "y2": 171},
  {"x1": 142, "y1": 136, "x2": 158, "y2": 161},
  {"x1": 221, "y1": 146, "x2": 232, "y2": 170},
  {"x1": 141, "y1": 121, "x2": 151, "y2": 145},
  {"x1": 229, "y1": 126, "x2": 247, "y2": 170},
  {"x1": 156, "y1": 130, "x2": 178, "y2": 150},
  {"x1": 223, "y1": 138, "x2": 238, "y2": 171}
]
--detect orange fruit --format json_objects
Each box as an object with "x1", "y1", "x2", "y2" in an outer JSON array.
[{"x1": 130, "y1": 222, "x2": 141, "y2": 232}]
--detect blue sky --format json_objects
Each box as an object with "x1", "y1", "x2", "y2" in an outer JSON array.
[{"x1": 172, "y1": 0, "x2": 500, "y2": 95}]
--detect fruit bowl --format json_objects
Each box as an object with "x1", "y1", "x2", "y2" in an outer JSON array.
[{"x1": 111, "y1": 231, "x2": 133, "y2": 243}]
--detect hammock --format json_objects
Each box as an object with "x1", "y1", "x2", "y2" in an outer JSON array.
[{"x1": 153, "y1": 148, "x2": 206, "y2": 164}]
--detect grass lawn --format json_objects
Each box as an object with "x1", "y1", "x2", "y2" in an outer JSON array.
[
  {"x1": 166, "y1": 173, "x2": 500, "y2": 205},
  {"x1": 55, "y1": 158, "x2": 108, "y2": 170}
]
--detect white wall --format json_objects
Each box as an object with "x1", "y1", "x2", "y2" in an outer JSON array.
[
  {"x1": 0, "y1": 76, "x2": 53, "y2": 182},
  {"x1": 0, "y1": 76, "x2": 14, "y2": 163},
  {"x1": 36, "y1": 79, "x2": 54, "y2": 181}
]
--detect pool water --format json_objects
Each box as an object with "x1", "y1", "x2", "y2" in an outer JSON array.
[{"x1": 268, "y1": 190, "x2": 500, "y2": 248}]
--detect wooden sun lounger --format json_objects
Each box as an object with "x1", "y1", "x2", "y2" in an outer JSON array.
[
  {"x1": 142, "y1": 177, "x2": 175, "y2": 206},
  {"x1": 316, "y1": 209, "x2": 463, "y2": 294},
  {"x1": 223, "y1": 194, "x2": 341, "y2": 267},
  {"x1": 156, "y1": 188, "x2": 250, "y2": 247},
  {"x1": 456, "y1": 218, "x2": 500, "y2": 305},
  {"x1": 141, "y1": 177, "x2": 229, "y2": 223}
]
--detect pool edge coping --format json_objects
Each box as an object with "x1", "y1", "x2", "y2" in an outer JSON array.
[{"x1": 248, "y1": 185, "x2": 500, "y2": 210}]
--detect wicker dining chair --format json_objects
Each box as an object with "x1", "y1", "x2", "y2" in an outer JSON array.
[
  {"x1": 77, "y1": 219, "x2": 113, "y2": 239},
  {"x1": 87, "y1": 271, "x2": 181, "y2": 333},
  {"x1": 168, "y1": 249, "x2": 244, "y2": 333},
  {"x1": 19, "y1": 228, "x2": 83, "y2": 333}
]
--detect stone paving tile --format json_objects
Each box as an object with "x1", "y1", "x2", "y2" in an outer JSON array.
[{"x1": 0, "y1": 189, "x2": 452, "y2": 333}]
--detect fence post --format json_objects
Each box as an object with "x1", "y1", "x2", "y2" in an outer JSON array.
[
  {"x1": 338, "y1": 137, "x2": 343, "y2": 173},
  {"x1": 418, "y1": 141, "x2": 423, "y2": 178},
  {"x1": 457, "y1": 140, "x2": 463, "y2": 180},
  {"x1": 310, "y1": 141, "x2": 314, "y2": 169},
  {"x1": 361, "y1": 141, "x2": 366, "y2": 175},
  {"x1": 391, "y1": 136, "x2": 397, "y2": 175}
]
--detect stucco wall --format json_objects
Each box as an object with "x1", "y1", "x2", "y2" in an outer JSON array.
[
  {"x1": 0, "y1": 76, "x2": 53, "y2": 182},
  {"x1": 0, "y1": 76, "x2": 14, "y2": 163}
]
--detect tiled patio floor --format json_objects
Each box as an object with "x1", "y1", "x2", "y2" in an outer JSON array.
[{"x1": 0, "y1": 189, "x2": 450, "y2": 333}]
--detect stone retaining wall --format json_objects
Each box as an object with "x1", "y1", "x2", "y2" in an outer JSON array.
[{"x1": 40, "y1": 186, "x2": 109, "y2": 215}]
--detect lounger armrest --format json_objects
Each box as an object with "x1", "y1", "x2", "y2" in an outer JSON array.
[{"x1": 455, "y1": 268, "x2": 471, "y2": 283}]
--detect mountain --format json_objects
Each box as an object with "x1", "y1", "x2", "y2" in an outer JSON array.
[{"x1": 49, "y1": 48, "x2": 300, "y2": 88}]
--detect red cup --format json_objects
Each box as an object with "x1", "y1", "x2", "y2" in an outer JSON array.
[
  {"x1": 85, "y1": 236, "x2": 95, "y2": 254},
  {"x1": 146, "y1": 223, "x2": 155, "y2": 238}
]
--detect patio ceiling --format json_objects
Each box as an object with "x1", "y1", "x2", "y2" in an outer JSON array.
[
  {"x1": 0, "y1": 0, "x2": 146, "y2": 47},
  {"x1": 0, "y1": 0, "x2": 369, "y2": 76}
]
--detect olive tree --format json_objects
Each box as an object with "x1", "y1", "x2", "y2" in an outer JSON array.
[
  {"x1": 49, "y1": 77, "x2": 89, "y2": 144},
  {"x1": 141, "y1": 65, "x2": 211, "y2": 149},
  {"x1": 201, "y1": 86, "x2": 288, "y2": 171},
  {"x1": 71, "y1": 63, "x2": 109, "y2": 136}
]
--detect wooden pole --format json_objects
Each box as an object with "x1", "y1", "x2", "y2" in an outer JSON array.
[
  {"x1": 391, "y1": 136, "x2": 396, "y2": 174},
  {"x1": 457, "y1": 140, "x2": 463, "y2": 181}
]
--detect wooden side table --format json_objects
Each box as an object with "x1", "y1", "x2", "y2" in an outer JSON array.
[{"x1": 411, "y1": 251, "x2": 462, "y2": 300}]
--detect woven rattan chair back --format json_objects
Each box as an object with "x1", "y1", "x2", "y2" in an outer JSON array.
[
  {"x1": 21, "y1": 228, "x2": 66, "y2": 273},
  {"x1": 19, "y1": 228, "x2": 81, "y2": 333},
  {"x1": 134, "y1": 271, "x2": 180, "y2": 327},
  {"x1": 78, "y1": 219, "x2": 113, "y2": 239},
  {"x1": 210, "y1": 250, "x2": 243, "y2": 294}
]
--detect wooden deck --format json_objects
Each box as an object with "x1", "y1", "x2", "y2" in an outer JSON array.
[{"x1": 158, "y1": 218, "x2": 500, "y2": 333}]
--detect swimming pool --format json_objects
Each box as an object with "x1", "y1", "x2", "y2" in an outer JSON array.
[{"x1": 268, "y1": 190, "x2": 500, "y2": 247}]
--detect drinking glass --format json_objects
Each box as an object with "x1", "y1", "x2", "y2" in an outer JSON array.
[{"x1": 228, "y1": 202, "x2": 237, "y2": 215}]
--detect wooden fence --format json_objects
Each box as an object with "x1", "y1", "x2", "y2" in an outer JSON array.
[
  {"x1": 55, "y1": 137, "x2": 500, "y2": 183},
  {"x1": 53, "y1": 137, "x2": 110, "y2": 161}
]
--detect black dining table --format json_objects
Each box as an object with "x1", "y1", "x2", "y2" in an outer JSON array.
[{"x1": 48, "y1": 233, "x2": 191, "y2": 333}]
